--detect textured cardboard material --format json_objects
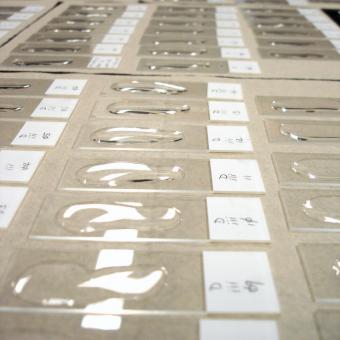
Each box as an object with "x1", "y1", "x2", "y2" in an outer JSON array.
[{"x1": 1, "y1": 71, "x2": 340, "y2": 339}]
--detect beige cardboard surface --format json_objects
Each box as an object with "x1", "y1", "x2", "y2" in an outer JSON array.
[
  {"x1": 0, "y1": 2, "x2": 156, "y2": 74},
  {"x1": 0, "y1": 312, "x2": 216, "y2": 340},
  {"x1": 1, "y1": 73, "x2": 340, "y2": 339},
  {"x1": 0, "y1": 3, "x2": 339, "y2": 79},
  {"x1": 0, "y1": 1, "x2": 58, "y2": 47}
]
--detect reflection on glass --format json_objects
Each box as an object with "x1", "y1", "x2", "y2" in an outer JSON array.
[
  {"x1": 76, "y1": 161, "x2": 184, "y2": 187},
  {"x1": 91, "y1": 127, "x2": 183, "y2": 144},
  {"x1": 291, "y1": 158, "x2": 340, "y2": 182},
  {"x1": 303, "y1": 195, "x2": 340, "y2": 224},
  {"x1": 57, "y1": 202, "x2": 181, "y2": 234},
  {"x1": 280, "y1": 123, "x2": 340, "y2": 142},
  {"x1": 11, "y1": 262, "x2": 167, "y2": 307}
]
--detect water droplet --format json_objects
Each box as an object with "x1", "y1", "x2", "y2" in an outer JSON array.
[
  {"x1": 107, "y1": 101, "x2": 190, "y2": 115},
  {"x1": 11, "y1": 262, "x2": 167, "y2": 306},
  {"x1": 91, "y1": 127, "x2": 183, "y2": 144},
  {"x1": 57, "y1": 202, "x2": 182, "y2": 234},
  {"x1": 112, "y1": 81, "x2": 186, "y2": 95},
  {"x1": 280, "y1": 123, "x2": 340, "y2": 142},
  {"x1": 303, "y1": 195, "x2": 340, "y2": 224},
  {"x1": 291, "y1": 158, "x2": 340, "y2": 182},
  {"x1": 76, "y1": 161, "x2": 184, "y2": 187}
]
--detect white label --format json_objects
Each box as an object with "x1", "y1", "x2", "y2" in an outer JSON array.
[
  {"x1": 210, "y1": 159, "x2": 265, "y2": 193},
  {"x1": 46, "y1": 79, "x2": 87, "y2": 96},
  {"x1": 217, "y1": 28, "x2": 242, "y2": 37},
  {"x1": 207, "y1": 125, "x2": 252, "y2": 152},
  {"x1": 0, "y1": 186, "x2": 28, "y2": 229},
  {"x1": 87, "y1": 56, "x2": 121, "y2": 69},
  {"x1": 322, "y1": 30, "x2": 340, "y2": 39},
  {"x1": 208, "y1": 82, "x2": 243, "y2": 100},
  {"x1": 331, "y1": 39, "x2": 340, "y2": 49},
  {"x1": 0, "y1": 31, "x2": 8, "y2": 38},
  {"x1": 218, "y1": 37, "x2": 244, "y2": 47},
  {"x1": 203, "y1": 251, "x2": 280, "y2": 313},
  {"x1": 216, "y1": 6, "x2": 237, "y2": 13},
  {"x1": 206, "y1": 197, "x2": 269, "y2": 241},
  {"x1": 102, "y1": 34, "x2": 129, "y2": 44},
  {"x1": 21, "y1": 5, "x2": 44, "y2": 13},
  {"x1": 304, "y1": 14, "x2": 329, "y2": 23},
  {"x1": 83, "y1": 299, "x2": 124, "y2": 314},
  {"x1": 200, "y1": 320, "x2": 279, "y2": 340},
  {"x1": 96, "y1": 249, "x2": 134, "y2": 269},
  {"x1": 215, "y1": 13, "x2": 237, "y2": 20},
  {"x1": 109, "y1": 26, "x2": 135, "y2": 35},
  {"x1": 298, "y1": 9, "x2": 321, "y2": 16},
  {"x1": 126, "y1": 5, "x2": 147, "y2": 12},
  {"x1": 0, "y1": 150, "x2": 44, "y2": 183},
  {"x1": 11, "y1": 121, "x2": 66, "y2": 147},
  {"x1": 228, "y1": 60, "x2": 261, "y2": 74},
  {"x1": 313, "y1": 22, "x2": 337, "y2": 31},
  {"x1": 216, "y1": 20, "x2": 239, "y2": 28},
  {"x1": 208, "y1": 101, "x2": 249, "y2": 122},
  {"x1": 115, "y1": 19, "x2": 139, "y2": 27},
  {"x1": 93, "y1": 44, "x2": 123, "y2": 55},
  {"x1": 8, "y1": 13, "x2": 34, "y2": 21},
  {"x1": 82, "y1": 315, "x2": 122, "y2": 331},
  {"x1": 122, "y1": 11, "x2": 144, "y2": 18},
  {"x1": 104, "y1": 229, "x2": 139, "y2": 240},
  {"x1": 0, "y1": 21, "x2": 21, "y2": 30},
  {"x1": 221, "y1": 47, "x2": 250, "y2": 59},
  {"x1": 288, "y1": 0, "x2": 307, "y2": 5},
  {"x1": 32, "y1": 98, "x2": 78, "y2": 119}
]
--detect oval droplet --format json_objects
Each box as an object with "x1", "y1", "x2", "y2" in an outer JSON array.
[
  {"x1": 76, "y1": 161, "x2": 184, "y2": 187},
  {"x1": 11, "y1": 262, "x2": 168, "y2": 306},
  {"x1": 291, "y1": 158, "x2": 340, "y2": 182},
  {"x1": 57, "y1": 202, "x2": 182, "y2": 234},
  {"x1": 112, "y1": 81, "x2": 186, "y2": 95},
  {"x1": 303, "y1": 195, "x2": 340, "y2": 224},
  {"x1": 107, "y1": 101, "x2": 190, "y2": 115},
  {"x1": 280, "y1": 123, "x2": 340, "y2": 142},
  {"x1": 91, "y1": 127, "x2": 183, "y2": 145}
]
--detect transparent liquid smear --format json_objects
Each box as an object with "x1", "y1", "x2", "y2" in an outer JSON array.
[
  {"x1": 76, "y1": 162, "x2": 184, "y2": 187},
  {"x1": 280, "y1": 123, "x2": 340, "y2": 142},
  {"x1": 291, "y1": 158, "x2": 340, "y2": 182},
  {"x1": 11, "y1": 263, "x2": 167, "y2": 307},
  {"x1": 303, "y1": 196, "x2": 340, "y2": 224},
  {"x1": 112, "y1": 81, "x2": 186, "y2": 95},
  {"x1": 91, "y1": 127, "x2": 183, "y2": 145},
  {"x1": 0, "y1": 330, "x2": 67, "y2": 340},
  {"x1": 107, "y1": 101, "x2": 190, "y2": 115},
  {"x1": 57, "y1": 202, "x2": 182, "y2": 234},
  {"x1": 271, "y1": 98, "x2": 340, "y2": 114}
]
